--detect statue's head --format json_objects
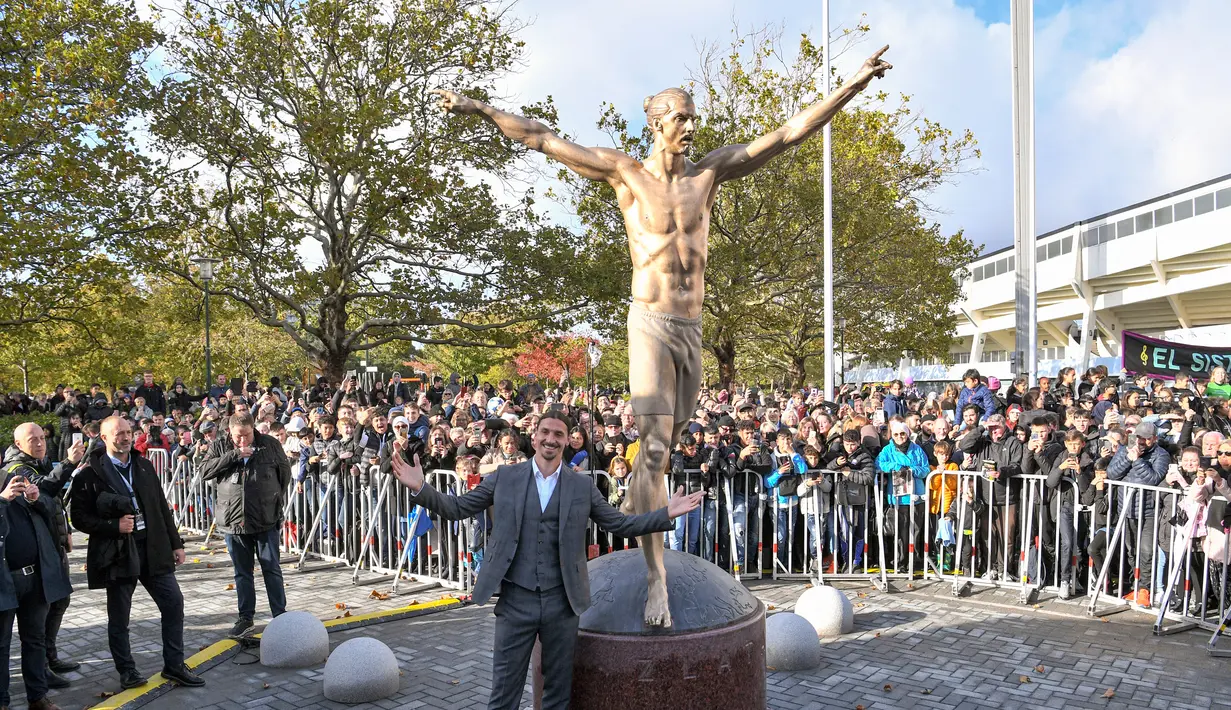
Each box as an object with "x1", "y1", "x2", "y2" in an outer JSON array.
[{"x1": 644, "y1": 88, "x2": 696, "y2": 155}]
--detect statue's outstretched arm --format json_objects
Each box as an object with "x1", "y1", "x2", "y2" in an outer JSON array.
[
  {"x1": 698, "y1": 45, "x2": 892, "y2": 183},
  {"x1": 432, "y1": 89, "x2": 634, "y2": 182}
]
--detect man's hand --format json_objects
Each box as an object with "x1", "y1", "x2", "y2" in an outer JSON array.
[
  {"x1": 0, "y1": 477, "x2": 26, "y2": 502},
  {"x1": 118, "y1": 515, "x2": 135, "y2": 534},
  {"x1": 389, "y1": 442, "x2": 425, "y2": 493},
  {"x1": 856, "y1": 45, "x2": 893, "y2": 83},
  {"x1": 666, "y1": 485, "x2": 704, "y2": 519},
  {"x1": 174, "y1": 548, "x2": 186, "y2": 565},
  {"x1": 1028, "y1": 437, "x2": 1042, "y2": 453},
  {"x1": 66, "y1": 440, "x2": 86, "y2": 464},
  {"x1": 1127, "y1": 446, "x2": 1139, "y2": 462},
  {"x1": 23, "y1": 483, "x2": 38, "y2": 503},
  {"x1": 430, "y1": 89, "x2": 483, "y2": 116}
]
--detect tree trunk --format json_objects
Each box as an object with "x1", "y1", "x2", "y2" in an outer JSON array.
[
  {"x1": 788, "y1": 356, "x2": 808, "y2": 391},
  {"x1": 713, "y1": 338, "x2": 737, "y2": 392}
]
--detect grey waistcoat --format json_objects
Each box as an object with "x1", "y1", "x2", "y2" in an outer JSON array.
[{"x1": 504, "y1": 475, "x2": 563, "y2": 592}]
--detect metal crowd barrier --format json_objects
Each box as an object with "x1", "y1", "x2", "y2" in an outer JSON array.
[{"x1": 140, "y1": 446, "x2": 1231, "y2": 651}]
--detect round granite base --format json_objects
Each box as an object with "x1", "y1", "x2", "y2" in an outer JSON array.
[{"x1": 532, "y1": 549, "x2": 766, "y2": 709}]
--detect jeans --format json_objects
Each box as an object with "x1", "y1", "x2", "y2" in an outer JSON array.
[
  {"x1": 226, "y1": 528, "x2": 287, "y2": 621},
  {"x1": 106, "y1": 545, "x2": 185, "y2": 674},
  {"x1": 775, "y1": 505, "x2": 798, "y2": 571},
  {"x1": 1125, "y1": 515, "x2": 1158, "y2": 593},
  {"x1": 0, "y1": 569, "x2": 49, "y2": 706},
  {"x1": 671, "y1": 507, "x2": 701, "y2": 555},
  {"x1": 835, "y1": 506, "x2": 867, "y2": 568},
  {"x1": 700, "y1": 498, "x2": 718, "y2": 563},
  {"x1": 731, "y1": 493, "x2": 761, "y2": 573}
]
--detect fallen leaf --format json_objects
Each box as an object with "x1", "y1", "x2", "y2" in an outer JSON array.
[
  {"x1": 883, "y1": 683, "x2": 893, "y2": 692},
  {"x1": 1103, "y1": 689, "x2": 1115, "y2": 698},
  {"x1": 856, "y1": 705, "x2": 865, "y2": 710},
  {"x1": 98, "y1": 690, "x2": 116, "y2": 698},
  {"x1": 1100, "y1": 618, "x2": 1110, "y2": 623},
  {"x1": 1034, "y1": 665, "x2": 1045, "y2": 673},
  {"x1": 343, "y1": 610, "x2": 352, "y2": 617},
  {"x1": 907, "y1": 583, "x2": 914, "y2": 589},
  {"x1": 856, "y1": 603, "x2": 866, "y2": 608},
  {"x1": 874, "y1": 632, "x2": 881, "y2": 638},
  {"x1": 1032, "y1": 604, "x2": 1042, "y2": 609},
  {"x1": 857, "y1": 592, "x2": 868, "y2": 598},
  {"x1": 335, "y1": 602, "x2": 347, "y2": 610},
  {"x1": 191, "y1": 558, "x2": 201, "y2": 564},
  {"x1": 225, "y1": 583, "x2": 235, "y2": 591},
  {"x1": 199, "y1": 546, "x2": 209, "y2": 551},
  {"x1": 80, "y1": 565, "x2": 88, "y2": 572},
  {"x1": 450, "y1": 679, "x2": 460, "y2": 685},
  {"x1": 369, "y1": 590, "x2": 391, "y2": 601},
  {"x1": 206, "y1": 563, "x2": 214, "y2": 569},
  {"x1": 262, "y1": 682, "x2": 270, "y2": 689},
  {"x1": 1019, "y1": 676, "x2": 1030, "y2": 684},
  {"x1": 767, "y1": 604, "x2": 776, "y2": 611},
  {"x1": 921, "y1": 689, "x2": 933, "y2": 695}
]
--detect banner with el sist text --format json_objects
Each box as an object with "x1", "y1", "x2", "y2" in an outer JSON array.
[{"x1": 1121, "y1": 330, "x2": 1231, "y2": 378}]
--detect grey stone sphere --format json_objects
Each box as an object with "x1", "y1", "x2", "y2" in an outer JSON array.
[
  {"x1": 259, "y1": 611, "x2": 329, "y2": 668},
  {"x1": 323, "y1": 637, "x2": 401, "y2": 703},
  {"x1": 764, "y1": 612, "x2": 822, "y2": 671},
  {"x1": 795, "y1": 585, "x2": 854, "y2": 637}
]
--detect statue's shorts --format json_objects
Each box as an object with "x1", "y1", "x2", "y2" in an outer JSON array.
[{"x1": 626, "y1": 302, "x2": 703, "y2": 425}]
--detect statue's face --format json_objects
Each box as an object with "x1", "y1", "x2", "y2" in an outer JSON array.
[{"x1": 654, "y1": 100, "x2": 697, "y2": 154}]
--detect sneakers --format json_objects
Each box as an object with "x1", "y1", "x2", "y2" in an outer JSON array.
[
  {"x1": 1123, "y1": 588, "x2": 1151, "y2": 607},
  {"x1": 28, "y1": 698, "x2": 62, "y2": 710},
  {"x1": 229, "y1": 617, "x2": 255, "y2": 637},
  {"x1": 162, "y1": 663, "x2": 206, "y2": 687}
]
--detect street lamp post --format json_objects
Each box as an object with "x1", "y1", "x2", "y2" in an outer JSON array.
[
  {"x1": 839, "y1": 317, "x2": 847, "y2": 389},
  {"x1": 191, "y1": 255, "x2": 222, "y2": 394}
]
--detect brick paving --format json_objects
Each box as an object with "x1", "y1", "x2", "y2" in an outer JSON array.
[{"x1": 11, "y1": 533, "x2": 1231, "y2": 709}]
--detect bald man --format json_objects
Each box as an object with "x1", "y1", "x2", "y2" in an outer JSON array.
[
  {"x1": 6, "y1": 423, "x2": 84, "y2": 690},
  {"x1": 69, "y1": 417, "x2": 204, "y2": 690},
  {"x1": 0, "y1": 423, "x2": 74, "y2": 709}
]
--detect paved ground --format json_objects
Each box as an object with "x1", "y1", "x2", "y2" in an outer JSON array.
[{"x1": 11, "y1": 533, "x2": 1231, "y2": 709}]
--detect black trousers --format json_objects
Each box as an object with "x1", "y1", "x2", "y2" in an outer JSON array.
[
  {"x1": 489, "y1": 583, "x2": 577, "y2": 710},
  {"x1": 0, "y1": 568, "x2": 50, "y2": 707},
  {"x1": 105, "y1": 544, "x2": 185, "y2": 674},
  {"x1": 44, "y1": 594, "x2": 68, "y2": 663}
]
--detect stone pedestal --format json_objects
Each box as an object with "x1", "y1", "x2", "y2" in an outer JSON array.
[{"x1": 533, "y1": 549, "x2": 765, "y2": 709}]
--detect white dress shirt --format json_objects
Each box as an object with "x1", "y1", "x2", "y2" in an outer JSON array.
[{"x1": 531, "y1": 457, "x2": 564, "y2": 512}]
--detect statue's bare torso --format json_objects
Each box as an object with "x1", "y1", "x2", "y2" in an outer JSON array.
[{"x1": 615, "y1": 163, "x2": 716, "y2": 319}]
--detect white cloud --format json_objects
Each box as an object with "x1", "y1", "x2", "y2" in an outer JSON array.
[{"x1": 489, "y1": 0, "x2": 1231, "y2": 253}]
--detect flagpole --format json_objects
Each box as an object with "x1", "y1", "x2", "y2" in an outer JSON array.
[{"x1": 822, "y1": 0, "x2": 835, "y2": 400}]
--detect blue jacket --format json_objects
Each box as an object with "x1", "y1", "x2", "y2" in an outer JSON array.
[
  {"x1": 765, "y1": 451, "x2": 806, "y2": 507},
  {"x1": 883, "y1": 393, "x2": 906, "y2": 419},
  {"x1": 957, "y1": 384, "x2": 997, "y2": 422},
  {"x1": 876, "y1": 442, "x2": 930, "y2": 504},
  {"x1": 1106, "y1": 443, "x2": 1170, "y2": 519}
]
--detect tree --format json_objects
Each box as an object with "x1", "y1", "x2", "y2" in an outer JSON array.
[
  {"x1": 0, "y1": 0, "x2": 158, "y2": 328},
  {"x1": 127, "y1": 0, "x2": 623, "y2": 383},
  {"x1": 562, "y1": 23, "x2": 979, "y2": 390},
  {"x1": 513, "y1": 335, "x2": 589, "y2": 385}
]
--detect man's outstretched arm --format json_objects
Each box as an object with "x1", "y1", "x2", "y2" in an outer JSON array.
[
  {"x1": 432, "y1": 89, "x2": 633, "y2": 182},
  {"x1": 699, "y1": 46, "x2": 892, "y2": 183}
]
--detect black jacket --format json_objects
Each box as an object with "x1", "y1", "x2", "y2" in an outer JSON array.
[
  {"x1": 135, "y1": 383, "x2": 166, "y2": 413},
  {"x1": 958, "y1": 426, "x2": 1024, "y2": 505},
  {"x1": 0, "y1": 473, "x2": 72, "y2": 611},
  {"x1": 2, "y1": 447, "x2": 75, "y2": 552},
  {"x1": 198, "y1": 432, "x2": 292, "y2": 534},
  {"x1": 70, "y1": 448, "x2": 184, "y2": 589}
]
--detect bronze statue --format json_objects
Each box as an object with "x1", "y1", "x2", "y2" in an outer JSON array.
[{"x1": 432, "y1": 46, "x2": 891, "y2": 627}]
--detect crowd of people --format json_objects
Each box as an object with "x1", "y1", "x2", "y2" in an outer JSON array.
[{"x1": 4, "y1": 362, "x2": 1231, "y2": 707}]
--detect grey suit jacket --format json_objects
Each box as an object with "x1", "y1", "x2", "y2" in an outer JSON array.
[{"x1": 410, "y1": 459, "x2": 672, "y2": 615}]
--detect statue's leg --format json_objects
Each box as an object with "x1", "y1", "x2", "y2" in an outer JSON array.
[{"x1": 627, "y1": 413, "x2": 682, "y2": 627}]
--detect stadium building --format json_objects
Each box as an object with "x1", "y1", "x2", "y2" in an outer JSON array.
[{"x1": 846, "y1": 172, "x2": 1231, "y2": 385}]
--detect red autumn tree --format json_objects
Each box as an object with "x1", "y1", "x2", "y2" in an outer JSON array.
[{"x1": 514, "y1": 336, "x2": 591, "y2": 383}]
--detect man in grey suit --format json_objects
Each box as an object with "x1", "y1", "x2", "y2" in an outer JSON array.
[{"x1": 389, "y1": 411, "x2": 702, "y2": 710}]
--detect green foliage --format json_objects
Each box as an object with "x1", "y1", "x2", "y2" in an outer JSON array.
[
  {"x1": 119, "y1": 0, "x2": 622, "y2": 382},
  {"x1": 562, "y1": 23, "x2": 980, "y2": 388},
  {"x1": 0, "y1": 413, "x2": 60, "y2": 452},
  {"x1": 0, "y1": 0, "x2": 159, "y2": 329}
]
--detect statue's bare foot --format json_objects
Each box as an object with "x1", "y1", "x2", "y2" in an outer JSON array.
[{"x1": 645, "y1": 577, "x2": 672, "y2": 627}]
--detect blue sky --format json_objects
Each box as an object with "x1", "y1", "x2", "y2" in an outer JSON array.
[{"x1": 491, "y1": 0, "x2": 1231, "y2": 255}]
